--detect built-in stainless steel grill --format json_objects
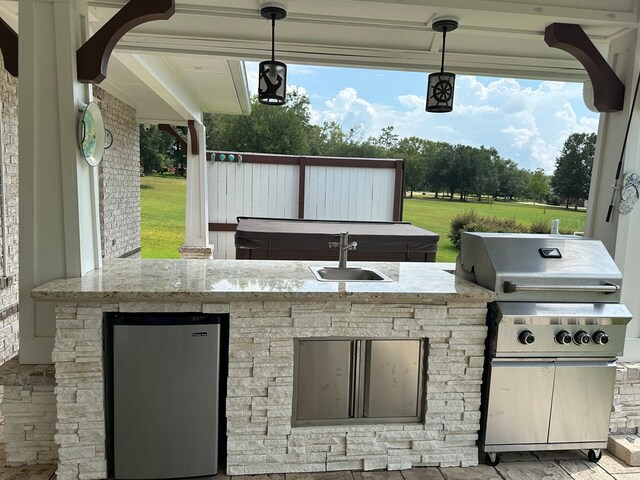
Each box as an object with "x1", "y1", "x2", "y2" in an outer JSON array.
[{"x1": 455, "y1": 232, "x2": 632, "y2": 466}]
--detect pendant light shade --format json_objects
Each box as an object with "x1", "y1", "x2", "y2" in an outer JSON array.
[
  {"x1": 426, "y1": 18, "x2": 458, "y2": 113},
  {"x1": 258, "y1": 6, "x2": 287, "y2": 106}
]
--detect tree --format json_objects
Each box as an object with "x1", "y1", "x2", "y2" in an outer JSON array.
[
  {"x1": 528, "y1": 168, "x2": 550, "y2": 204},
  {"x1": 393, "y1": 137, "x2": 430, "y2": 197},
  {"x1": 139, "y1": 125, "x2": 186, "y2": 174},
  {"x1": 425, "y1": 142, "x2": 452, "y2": 198},
  {"x1": 551, "y1": 133, "x2": 596, "y2": 209},
  {"x1": 205, "y1": 90, "x2": 316, "y2": 155}
]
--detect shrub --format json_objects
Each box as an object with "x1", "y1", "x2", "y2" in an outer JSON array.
[
  {"x1": 529, "y1": 218, "x2": 550, "y2": 234},
  {"x1": 449, "y1": 210, "x2": 528, "y2": 249}
]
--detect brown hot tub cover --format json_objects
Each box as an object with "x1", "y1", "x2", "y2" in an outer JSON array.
[{"x1": 234, "y1": 217, "x2": 439, "y2": 262}]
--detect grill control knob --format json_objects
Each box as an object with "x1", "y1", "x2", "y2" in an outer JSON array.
[
  {"x1": 518, "y1": 330, "x2": 535, "y2": 345},
  {"x1": 555, "y1": 330, "x2": 572, "y2": 345},
  {"x1": 574, "y1": 330, "x2": 591, "y2": 345},
  {"x1": 593, "y1": 331, "x2": 609, "y2": 345}
]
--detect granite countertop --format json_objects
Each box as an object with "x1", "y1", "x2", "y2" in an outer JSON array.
[{"x1": 31, "y1": 259, "x2": 495, "y2": 302}]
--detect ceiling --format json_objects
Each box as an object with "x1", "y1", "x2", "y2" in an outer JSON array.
[{"x1": 1, "y1": 0, "x2": 638, "y2": 123}]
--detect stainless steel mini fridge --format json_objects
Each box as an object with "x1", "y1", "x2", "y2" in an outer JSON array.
[{"x1": 112, "y1": 313, "x2": 221, "y2": 479}]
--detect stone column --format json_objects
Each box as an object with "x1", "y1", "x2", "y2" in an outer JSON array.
[
  {"x1": 585, "y1": 30, "x2": 640, "y2": 361},
  {"x1": 19, "y1": 0, "x2": 102, "y2": 364},
  {"x1": 179, "y1": 120, "x2": 214, "y2": 259}
]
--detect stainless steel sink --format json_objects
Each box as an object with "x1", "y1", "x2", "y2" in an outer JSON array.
[{"x1": 309, "y1": 266, "x2": 393, "y2": 282}]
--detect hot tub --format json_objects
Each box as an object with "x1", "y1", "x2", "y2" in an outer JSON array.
[{"x1": 234, "y1": 217, "x2": 439, "y2": 262}]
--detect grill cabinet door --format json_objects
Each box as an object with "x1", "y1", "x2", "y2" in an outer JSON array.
[
  {"x1": 295, "y1": 340, "x2": 353, "y2": 421},
  {"x1": 484, "y1": 360, "x2": 555, "y2": 446},
  {"x1": 548, "y1": 361, "x2": 616, "y2": 443}
]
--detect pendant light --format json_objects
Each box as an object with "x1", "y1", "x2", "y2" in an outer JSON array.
[
  {"x1": 258, "y1": 5, "x2": 287, "y2": 105},
  {"x1": 426, "y1": 18, "x2": 458, "y2": 113}
]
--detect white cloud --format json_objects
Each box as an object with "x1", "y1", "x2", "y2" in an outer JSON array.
[{"x1": 306, "y1": 75, "x2": 598, "y2": 173}]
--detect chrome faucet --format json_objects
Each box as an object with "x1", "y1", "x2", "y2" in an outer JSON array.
[{"x1": 329, "y1": 232, "x2": 358, "y2": 269}]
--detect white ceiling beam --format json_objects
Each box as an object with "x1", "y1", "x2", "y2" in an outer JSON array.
[
  {"x1": 227, "y1": 60, "x2": 252, "y2": 116},
  {"x1": 88, "y1": 0, "x2": 639, "y2": 26},
  {"x1": 115, "y1": 52, "x2": 203, "y2": 122},
  {"x1": 113, "y1": 33, "x2": 589, "y2": 82}
]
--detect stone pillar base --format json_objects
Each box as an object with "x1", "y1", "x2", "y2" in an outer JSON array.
[
  {"x1": 0, "y1": 358, "x2": 57, "y2": 466},
  {"x1": 178, "y1": 244, "x2": 214, "y2": 259}
]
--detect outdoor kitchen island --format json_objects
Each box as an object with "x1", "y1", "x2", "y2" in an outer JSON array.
[{"x1": 31, "y1": 258, "x2": 495, "y2": 479}]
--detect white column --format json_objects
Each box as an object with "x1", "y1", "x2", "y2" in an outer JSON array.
[
  {"x1": 19, "y1": 0, "x2": 102, "y2": 364},
  {"x1": 180, "y1": 120, "x2": 213, "y2": 259},
  {"x1": 586, "y1": 30, "x2": 640, "y2": 361}
]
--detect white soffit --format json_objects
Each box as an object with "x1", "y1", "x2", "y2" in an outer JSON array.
[{"x1": 88, "y1": 0, "x2": 639, "y2": 82}]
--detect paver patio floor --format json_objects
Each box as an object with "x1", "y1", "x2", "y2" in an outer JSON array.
[{"x1": 0, "y1": 450, "x2": 638, "y2": 479}]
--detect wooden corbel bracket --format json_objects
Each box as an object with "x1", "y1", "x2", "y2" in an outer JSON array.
[
  {"x1": 187, "y1": 120, "x2": 199, "y2": 156},
  {"x1": 77, "y1": 0, "x2": 175, "y2": 84},
  {"x1": 545, "y1": 23, "x2": 624, "y2": 113},
  {"x1": 0, "y1": 18, "x2": 18, "y2": 77},
  {"x1": 158, "y1": 124, "x2": 187, "y2": 154}
]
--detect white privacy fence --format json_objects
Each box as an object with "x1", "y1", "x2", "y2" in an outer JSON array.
[{"x1": 207, "y1": 153, "x2": 404, "y2": 259}]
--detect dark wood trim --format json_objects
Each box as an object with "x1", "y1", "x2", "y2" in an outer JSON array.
[
  {"x1": 298, "y1": 158, "x2": 306, "y2": 219},
  {"x1": 158, "y1": 124, "x2": 187, "y2": 154},
  {"x1": 0, "y1": 303, "x2": 18, "y2": 322},
  {"x1": 545, "y1": 23, "x2": 624, "y2": 112},
  {"x1": 76, "y1": 0, "x2": 175, "y2": 84},
  {"x1": 209, "y1": 223, "x2": 238, "y2": 232},
  {"x1": 188, "y1": 120, "x2": 199, "y2": 155},
  {"x1": 0, "y1": 18, "x2": 18, "y2": 77},
  {"x1": 300, "y1": 157, "x2": 398, "y2": 169},
  {"x1": 206, "y1": 152, "x2": 401, "y2": 169},
  {"x1": 393, "y1": 160, "x2": 404, "y2": 221},
  {"x1": 119, "y1": 246, "x2": 142, "y2": 258}
]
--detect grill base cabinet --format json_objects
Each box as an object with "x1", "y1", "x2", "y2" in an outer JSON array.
[
  {"x1": 293, "y1": 338, "x2": 425, "y2": 425},
  {"x1": 108, "y1": 313, "x2": 225, "y2": 480}
]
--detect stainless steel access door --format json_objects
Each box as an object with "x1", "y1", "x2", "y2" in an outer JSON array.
[
  {"x1": 363, "y1": 340, "x2": 422, "y2": 418},
  {"x1": 548, "y1": 361, "x2": 616, "y2": 443},
  {"x1": 484, "y1": 360, "x2": 555, "y2": 446},
  {"x1": 295, "y1": 339, "x2": 353, "y2": 421}
]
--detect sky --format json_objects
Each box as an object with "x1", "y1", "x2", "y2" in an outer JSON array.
[{"x1": 246, "y1": 62, "x2": 599, "y2": 174}]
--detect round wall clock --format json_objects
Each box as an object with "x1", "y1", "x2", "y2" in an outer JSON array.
[
  {"x1": 619, "y1": 172, "x2": 640, "y2": 215},
  {"x1": 78, "y1": 102, "x2": 105, "y2": 167}
]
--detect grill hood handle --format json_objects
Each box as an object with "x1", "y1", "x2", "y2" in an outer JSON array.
[{"x1": 503, "y1": 281, "x2": 621, "y2": 294}]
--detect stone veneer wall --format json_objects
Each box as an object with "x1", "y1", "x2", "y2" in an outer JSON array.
[
  {"x1": 611, "y1": 363, "x2": 640, "y2": 435},
  {"x1": 51, "y1": 298, "x2": 488, "y2": 480},
  {"x1": 93, "y1": 87, "x2": 141, "y2": 260},
  {"x1": 0, "y1": 57, "x2": 19, "y2": 364}
]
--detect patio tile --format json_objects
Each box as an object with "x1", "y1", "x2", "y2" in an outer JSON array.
[
  {"x1": 401, "y1": 467, "x2": 444, "y2": 480},
  {"x1": 288, "y1": 473, "x2": 354, "y2": 480},
  {"x1": 439, "y1": 465, "x2": 502, "y2": 480},
  {"x1": 495, "y1": 461, "x2": 573, "y2": 480},
  {"x1": 495, "y1": 451, "x2": 539, "y2": 463},
  {"x1": 597, "y1": 452, "x2": 640, "y2": 475},
  {"x1": 235, "y1": 475, "x2": 284, "y2": 480},
  {"x1": 534, "y1": 450, "x2": 589, "y2": 461},
  {"x1": 0, "y1": 465, "x2": 55, "y2": 480},
  {"x1": 558, "y1": 460, "x2": 616, "y2": 480},
  {"x1": 354, "y1": 471, "x2": 404, "y2": 480}
]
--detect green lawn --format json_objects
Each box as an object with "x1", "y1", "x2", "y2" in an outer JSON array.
[
  {"x1": 403, "y1": 195, "x2": 586, "y2": 262},
  {"x1": 140, "y1": 176, "x2": 586, "y2": 263},
  {"x1": 140, "y1": 174, "x2": 186, "y2": 258}
]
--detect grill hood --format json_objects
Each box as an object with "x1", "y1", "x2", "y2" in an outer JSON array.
[{"x1": 456, "y1": 232, "x2": 623, "y2": 302}]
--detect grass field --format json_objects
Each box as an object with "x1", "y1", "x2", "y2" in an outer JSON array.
[
  {"x1": 140, "y1": 176, "x2": 586, "y2": 262},
  {"x1": 403, "y1": 195, "x2": 586, "y2": 262},
  {"x1": 140, "y1": 174, "x2": 186, "y2": 258}
]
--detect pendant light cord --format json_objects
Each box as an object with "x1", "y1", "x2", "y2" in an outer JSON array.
[
  {"x1": 271, "y1": 14, "x2": 276, "y2": 62},
  {"x1": 605, "y1": 67, "x2": 640, "y2": 222},
  {"x1": 440, "y1": 29, "x2": 447, "y2": 73}
]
